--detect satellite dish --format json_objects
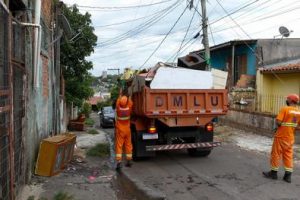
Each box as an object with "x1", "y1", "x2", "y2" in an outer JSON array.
[
  {"x1": 279, "y1": 26, "x2": 290, "y2": 37},
  {"x1": 59, "y1": 14, "x2": 73, "y2": 39}
]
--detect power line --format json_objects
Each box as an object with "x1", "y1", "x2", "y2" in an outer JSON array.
[
  {"x1": 173, "y1": 0, "x2": 199, "y2": 62},
  {"x1": 210, "y1": 0, "x2": 259, "y2": 26},
  {"x1": 93, "y1": 6, "x2": 177, "y2": 28},
  {"x1": 215, "y1": 0, "x2": 252, "y2": 39},
  {"x1": 166, "y1": 33, "x2": 198, "y2": 62},
  {"x1": 71, "y1": 0, "x2": 174, "y2": 10},
  {"x1": 210, "y1": 5, "x2": 300, "y2": 36},
  {"x1": 139, "y1": 5, "x2": 190, "y2": 69},
  {"x1": 97, "y1": 0, "x2": 181, "y2": 47}
]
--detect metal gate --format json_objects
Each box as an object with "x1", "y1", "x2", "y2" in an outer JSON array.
[
  {"x1": 0, "y1": 3, "x2": 12, "y2": 200},
  {"x1": 0, "y1": 2, "x2": 26, "y2": 199},
  {"x1": 12, "y1": 20, "x2": 26, "y2": 194}
]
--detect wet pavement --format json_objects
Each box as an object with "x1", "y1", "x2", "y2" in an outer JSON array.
[
  {"x1": 104, "y1": 125, "x2": 300, "y2": 200},
  {"x1": 20, "y1": 113, "x2": 300, "y2": 200}
]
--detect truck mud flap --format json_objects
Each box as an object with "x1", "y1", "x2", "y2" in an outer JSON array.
[{"x1": 146, "y1": 141, "x2": 221, "y2": 151}]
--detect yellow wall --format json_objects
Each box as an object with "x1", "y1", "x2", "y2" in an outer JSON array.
[
  {"x1": 257, "y1": 72, "x2": 300, "y2": 94},
  {"x1": 270, "y1": 73, "x2": 300, "y2": 95},
  {"x1": 257, "y1": 72, "x2": 300, "y2": 114}
]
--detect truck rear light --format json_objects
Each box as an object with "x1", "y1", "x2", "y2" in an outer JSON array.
[
  {"x1": 148, "y1": 127, "x2": 157, "y2": 134},
  {"x1": 205, "y1": 123, "x2": 213, "y2": 132}
]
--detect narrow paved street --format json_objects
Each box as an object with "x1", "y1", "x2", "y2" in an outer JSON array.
[{"x1": 104, "y1": 127, "x2": 300, "y2": 200}]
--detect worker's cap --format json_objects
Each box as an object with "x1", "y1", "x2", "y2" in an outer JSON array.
[
  {"x1": 120, "y1": 96, "x2": 128, "y2": 107},
  {"x1": 287, "y1": 94, "x2": 299, "y2": 104}
]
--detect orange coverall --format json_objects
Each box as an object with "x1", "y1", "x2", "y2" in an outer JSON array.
[
  {"x1": 270, "y1": 106, "x2": 300, "y2": 172},
  {"x1": 115, "y1": 97, "x2": 133, "y2": 162}
]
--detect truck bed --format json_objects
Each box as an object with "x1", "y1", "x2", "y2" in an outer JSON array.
[{"x1": 132, "y1": 87, "x2": 228, "y2": 127}]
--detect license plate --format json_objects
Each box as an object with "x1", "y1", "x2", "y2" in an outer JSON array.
[{"x1": 142, "y1": 133, "x2": 158, "y2": 140}]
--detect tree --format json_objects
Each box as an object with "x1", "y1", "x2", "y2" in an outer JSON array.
[{"x1": 61, "y1": 4, "x2": 97, "y2": 107}]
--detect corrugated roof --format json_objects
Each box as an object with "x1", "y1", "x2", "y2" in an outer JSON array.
[{"x1": 259, "y1": 62, "x2": 300, "y2": 73}]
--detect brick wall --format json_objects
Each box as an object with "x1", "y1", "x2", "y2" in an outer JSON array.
[
  {"x1": 41, "y1": 55, "x2": 49, "y2": 98},
  {"x1": 41, "y1": 0, "x2": 52, "y2": 26}
]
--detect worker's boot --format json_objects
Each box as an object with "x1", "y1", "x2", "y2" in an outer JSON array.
[
  {"x1": 125, "y1": 160, "x2": 132, "y2": 168},
  {"x1": 262, "y1": 170, "x2": 278, "y2": 180},
  {"x1": 283, "y1": 171, "x2": 292, "y2": 183},
  {"x1": 116, "y1": 162, "x2": 122, "y2": 171}
]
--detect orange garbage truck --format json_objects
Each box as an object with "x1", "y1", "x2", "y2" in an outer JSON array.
[{"x1": 126, "y1": 63, "x2": 228, "y2": 159}]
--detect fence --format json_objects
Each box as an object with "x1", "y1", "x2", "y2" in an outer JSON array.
[
  {"x1": 230, "y1": 93, "x2": 300, "y2": 116},
  {"x1": 0, "y1": 2, "x2": 12, "y2": 200},
  {"x1": 12, "y1": 16, "x2": 26, "y2": 196}
]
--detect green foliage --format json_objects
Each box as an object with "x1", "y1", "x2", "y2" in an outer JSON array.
[
  {"x1": 110, "y1": 84, "x2": 119, "y2": 103},
  {"x1": 87, "y1": 128, "x2": 98, "y2": 135},
  {"x1": 54, "y1": 191, "x2": 74, "y2": 200},
  {"x1": 27, "y1": 196, "x2": 35, "y2": 200},
  {"x1": 80, "y1": 102, "x2": 91, "y2": 118},
  {"x1": 87, "y1": 143, "x2": 110, "y2": 157},
  {"x1": 85, "y1": 118, "x2": 95, "y2": 126},
  {"x1": 97, "y1": 100, "x2": 111, "y2": 110},
  {"x1": 61, "y1": 4, "x2": 97, "y2": 107}
]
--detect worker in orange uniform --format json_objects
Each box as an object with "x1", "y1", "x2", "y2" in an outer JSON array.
[
  {"x1": 115, "y1": 91, "x2": 133, "y2": 171},
  {"x1": 263, "y1": 94, "x2": 300, "y2": 183}
]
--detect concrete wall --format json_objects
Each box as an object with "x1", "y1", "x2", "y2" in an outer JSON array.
[
  {"x1": 210, "y1": 44, "x2": 257, "y2": 75},
  {"x1": 220, "y1": 110, "x2": 300, "y2": 144},
  {"x1": 257, "y1": 39, "x2": 300, "y2": 66},
  {"x1": 24, "y1": 0, "x2": 66, "y2": 181}
]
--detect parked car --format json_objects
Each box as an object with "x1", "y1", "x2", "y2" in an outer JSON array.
[{"x1": 99, "y1": 106, "x2": 115, "y2": 128}]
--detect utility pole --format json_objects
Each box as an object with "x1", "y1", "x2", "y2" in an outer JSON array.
[{"x1": 201, "y1": 0, "x2": 210, "y2": 70}]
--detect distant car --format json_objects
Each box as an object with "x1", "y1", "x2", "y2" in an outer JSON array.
[{"x1": 99, "y1": 106, "x2": 115, "y2": 128}]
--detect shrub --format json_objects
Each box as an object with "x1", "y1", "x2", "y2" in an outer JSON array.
[
  {"x1": 80, "y1": 102, "x2": 92, "y2": 118},
  {"x1": 87, "y1": 143, "x2": 110, "y2": 157},
  {"x1": 84, "y1": 118, "x2": 95, "y2": 126},
  {"x1": 87, "y1": 128, "x2": 98, "y2": 135}
]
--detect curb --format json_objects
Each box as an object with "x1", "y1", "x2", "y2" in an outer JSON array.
[
  {"x1": 104, "y1": 130, "x2": 165, "y2": 200},
  {"x1": 119, "y1": 169, "x2": 166, "y2": 200}
]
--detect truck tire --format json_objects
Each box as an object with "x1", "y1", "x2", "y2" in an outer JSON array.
[
  {"x1": 131, "y1": 127, "x2": 139, "y2": 161},
  {"x1": 187, "y1": 148, "x2": 211, "y2": 157}
]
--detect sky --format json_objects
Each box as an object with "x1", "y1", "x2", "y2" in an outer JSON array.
[{"x1": 61, "y1": 0, "x2": 300, "y2": 76}]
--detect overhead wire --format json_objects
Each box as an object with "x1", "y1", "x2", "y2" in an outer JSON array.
[
  {"x1": 211, "y1": 0, "x2": 300, "y2": 35},
  {"x1": 173, "y1": 0, "x2": 199, "y2": 63},
  {"x1": 166, "y1": 32, "x2": 200, "y2": 62},
  {"x1": 96, "y1": 0, "x2": 181, "y2": 48},
  {"x1": 210, "y1": 4, "x2": 300, "y2": 36},
  {"x1": 215, "y1": 0, "x2": 252, "y2": 39},
  {"x1": 214, "y1": 0, "x2": 287, "y2": 86},
  {"x1": 70, "y1": 0, "x2": 174, "y2": 10},
  {"x1": 171, "y1": 0, "x2": 260, "y2": 57},
  {"x1": 139, "y1": 4, "x2": 190, "y2": 69},
  {"x1": 93, "y1": 6, "x2": 177, "y2": 28}
]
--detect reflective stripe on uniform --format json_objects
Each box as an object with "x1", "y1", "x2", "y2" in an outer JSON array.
[
  {"x1": 284, "y1": 167, "x2": 293, "y2": 172},
  {"x1": 119, "y1": 107, "x2": 129, "y2": 111},
  {"x1": 117, "y1": 116, "x2": 130, "y2": 120},
  {"x1": 116, "y1": 154, "x2": 122, "y2": 158},
  {"x1": 126, "y1": 154, "x2": 132, "y2": 158},
  {"x1": 281, "y1": 122, "x2": 297, "y2": 127},
  {"x1": 271, "y1": 166, "x2": 279, "y2": 171}
]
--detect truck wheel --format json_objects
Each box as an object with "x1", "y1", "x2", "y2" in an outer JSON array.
[
  {"x1": 188, "y1": 148, "x2": 211, "y2": 157},
  {"x1": 131, "y1": 127, "x2": 142, "y2": 161}
]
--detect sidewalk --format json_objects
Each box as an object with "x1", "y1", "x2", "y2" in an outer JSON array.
[
  {"x1": 20, "y1": 115, "x2": 117, "y2": 200},
  {"x1": 214, "y1": 124, "x2": 300, "y2": 162}
]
